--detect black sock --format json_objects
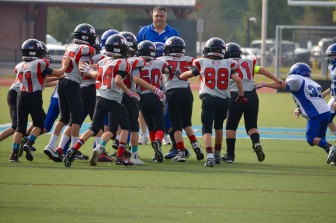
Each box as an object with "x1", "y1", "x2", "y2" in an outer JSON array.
[
  {"x1": 323, "y1": 143, "x2": 332, "y2": 153},
  {"x1": 226, "y1": 138, "x2": 236, "y2": 157},
  {"x1": 169, "y1": 131, "x2": 176, "y2": 149},
  {"x1": 250, "y1": 133, "x2": 260, "y2": 145}
]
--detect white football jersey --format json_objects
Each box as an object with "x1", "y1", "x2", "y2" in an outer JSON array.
[
  {"x1": 137, "y1": 59, "x2": 167, "y2": 94},
  {"x1": 230, "y1": 58, "x2": 257, "y2": 92},
  {"x1": 124, "y1": 57, "x2": 146, "y2": 92},
  {"x1": 15, "y1": 58, "x2": 50, "y2": 92},
  {"x1": 157, "y1": 55, "x2": 193, "y2": 91},
  {"x1": 64, "y1": 43, "x2": 95, "y2": 84},
  {"x1": 193, "y1": 58, "x2": 239, "y2": 98},
  {"x1": 95, "y1": 57, "x2": 131, "y2": 103},
  {"x1": 286, "y1": 75, "x2": 329, "y2": 119}
]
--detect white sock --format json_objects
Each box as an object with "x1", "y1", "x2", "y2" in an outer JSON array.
[
  {"x1": 48, "y1": 134, "x2": 58, "y2": 148},
  {"x1": 58, "y1": 134, "x2": 70, "y2": 149},
  {"x1": 94, "y1": 137, "x2": 100, "y2": 147},
  {"x1": 71, "y1": 136, "x2": 79, "y2": 148}
]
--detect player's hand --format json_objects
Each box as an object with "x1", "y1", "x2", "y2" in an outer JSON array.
[
  {"x1": 152, "y1": 87, "x2": 166, "y2": 101},
  {"x1": 294, "y1": 108, "x2": 301, "y2": 119},
  {"x1": 62, "y1": 56, "x2": 71, "y2": 68},
  {"x1": 128, "y1": 91, "x2": 140, "y2": 101},
  {"x1": 80, "y1": 62, "x2": 92, "y2": 77},
  {"x1": 235, "y1": 96, "x2": 248, "y2": 103}
]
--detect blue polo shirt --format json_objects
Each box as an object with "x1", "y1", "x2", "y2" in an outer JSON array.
[{"x1": 137, "y1": 24, "x2": 179, "y2": 44}]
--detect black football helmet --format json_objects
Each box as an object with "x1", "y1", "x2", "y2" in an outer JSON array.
[
  {"x1": 21, "y1": 39, "x2": 44, "y2": 60},
  {"x1": 224, "y1": 42, "x2": 242, "y2": 59},
  {"x1": 101, "y1": 29, "x2": 119, "y2": 49},
  {"x1": 105, "y1": 34, "x2": 128, "y2": 58},
  {"x1": 136, "y1": 40, "x2": 156, "y2": 60},
  {"x1": 203, "y1": 37, "x2": 226, "y2": 59},
  {"x1": 120, "y1": 31, "x2": 138, "y2": 56},
  {"x1": 164, "y1": 36, "x2": 186, "y2": 56},
  {"x1": 325, "y1": 43, "x2": 336, "y2": 65},
  {"x1": 92, "y1": 38, "x2": 101, "y2": 54},
  {"x1": 39, "y1": 41, "x2": 52, "y2": 63},
  {"x1": 73, "y1": 23, "x2": 96, "y2": 46}
]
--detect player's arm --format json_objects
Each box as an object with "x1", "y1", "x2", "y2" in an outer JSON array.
[
  {"x1": 115, "y1": 72, "x2": 139, "y2": 101},
  {"x1": 257, "y1": 82, "x2": 285, "y2": 90},
  {"x1": 231, "y1": 73, "x2": 244, "y2": 97},
  {"x1": 256, "y1": 66, "x2": 285, "y2": 87},
  {"x1": 79, "y1": 62, "x2": 98, "y2": 79},
  {"x1": 321, "y1": 88, "x2": 331, "y2": 99},
  {"x1": 133, "y1": 74, "x2": 166, "y2": 101},
  {"x1": 179, "y1": 66, "x2": 199, "y2": 79},
  {"x1": 50, "y1": 56, "x2": 71, "y2": 77}
]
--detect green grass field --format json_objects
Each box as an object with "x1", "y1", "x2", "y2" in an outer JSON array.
[{"x1": 0, "y1": 85, "x2": 335, "y2": 223}]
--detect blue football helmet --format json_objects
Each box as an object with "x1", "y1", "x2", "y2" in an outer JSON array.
[
  {"x1": 325, "y1": 43, "x2": 336, "y2": 65},
  {"x1": 288, "y1": 62, "x2": 312, "y2": 77},
  {"x1": 154, "y1": 42, "x2": 164, "y2": 58},
  {"x1": 101, "y1": 29, "x2": 119, "y2": 48}
]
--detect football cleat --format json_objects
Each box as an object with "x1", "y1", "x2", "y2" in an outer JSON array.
[
  {"x1": 23, "y1": 144, "x2": 36, "y2": 161},
  {"x1": 172, "y1": 150, "x2": 186, "y2": 162},
  {"x1": 138, "y1": 133, "x2": 148, "y2": 145},
  {"x1": 162, "y1": 134, "x2": 171, "y2": 145},
  {"x1": 98, "y1": 151, "x2": 114, "y2": 163},
  {"x1": 63, "y1": 148, "x2": 76, "y2": 167},
  {"x1": 204, "y1": 153, "x2": 215, "y2": 167},
  {"x1": 151, "y1": 140, "x2": 163, "y2": 163},
  {"x1": 74, "y1": 150, "x2": 89, "y2": 160},
  {"x1": 191, "y1": 141, "x2": 204, "y2": 160},
  {"x1": 112, "y1": 139, "x2": 119, "y2": 150},
  {"x1": 9, "y1": 152, "x2": 19, "y2": 162},
  {"x1": 214, "y1": 155, "x2": 221, "y2": 164},
  {"x1": 116, "y1": 155, "x2": 134, "y2": 166},
  {"x1": 205, "y1": 158, "x2": 215, "y2": 167},
  {"x1": 253, "y1": 143, "x2": 265, "y2": 162},
  {"x1": 131, "y1": 152, "x2": 145, "y2": 165},
  {"x1": 221, "y1": 154, "x2": 235, "y2": 163},
  {"x1": 327, "y1": 145, "x2": 336, "y2": 164},
  {"x1": 89, "y1": 147, "x2": 102, "y2": 166},
  {"x1": 44, "y1": 145, "x2": 63, "y2": 162}
]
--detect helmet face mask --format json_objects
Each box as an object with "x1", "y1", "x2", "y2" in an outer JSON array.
[
  {"x1": 120, "y1": 31, "x2": 138, "y2": 57},
  {"x1": 288, "y1": 62, "x2": 312, "y2": 78},
  {"x1": 136, "y1": 40, "x2": 156, "y2": 60},
  {"x1": 164, "y1": 36, "x2": 186, "y2": 56},
  {"x1": 21, "y1": 39, "x2": 44, "y2": 60},
  {"x1": 203, "y1": 37, "x2": 226, "y2": 59},
  {"x1": 73, "y1": 23, "x2": 96, "y2": 46},
  {"x1": 104, "y1": 34, "x2": 128, "y2": 58},
  {"x1": 224, "y1": 42, "x2": 242, "y2": 59},
  {"x1": 325, "y1": 43, "x2": 336, "y2": 65}
]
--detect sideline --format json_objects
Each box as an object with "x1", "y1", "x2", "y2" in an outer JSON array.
[{"x1": 1, "y1": 123, "x2": 333, "y2": 140}]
